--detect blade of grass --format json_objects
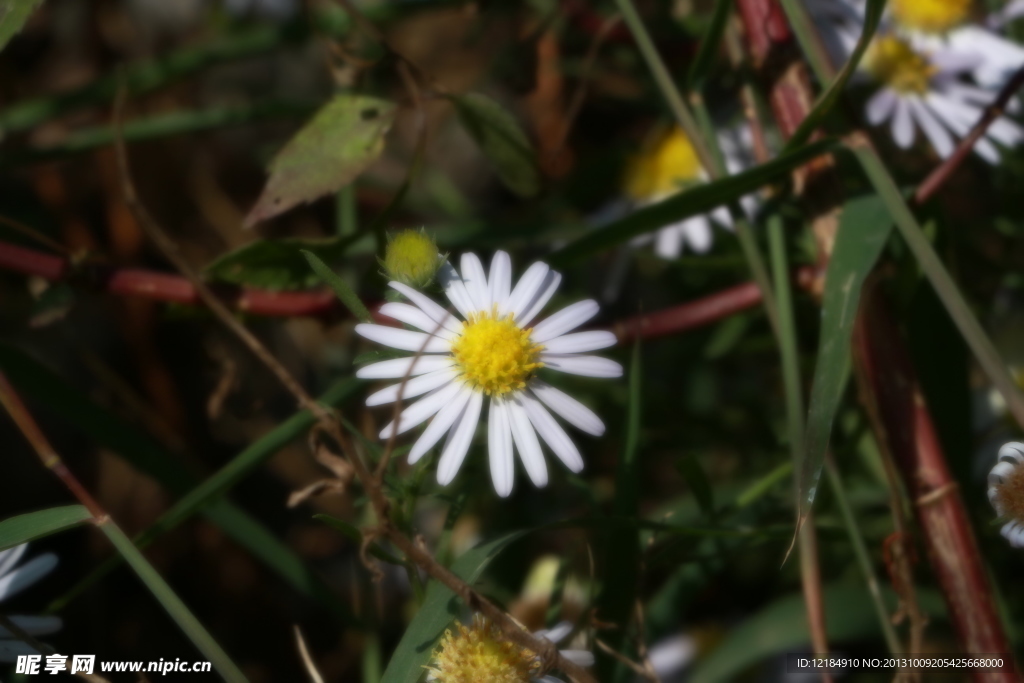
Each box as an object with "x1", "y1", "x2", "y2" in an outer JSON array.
[
  {"x1": 303, "y1": 250, "x2": 373, "y2": 322},
  {"x1": 686, "y1": 0, "x2": 735, "y2": 90},
  {"x1": 775, "y1": 0, "x2": 838, "y2": 84},
  {"x1": 0, "y1": 506, "x2": 92, "y2": 550},
  {"x1": 850, "y1": 142, "x2": 1024, "y2": 431},
  {"x1": 101, "y1": 522, "x2": 248, "y2": 683}
]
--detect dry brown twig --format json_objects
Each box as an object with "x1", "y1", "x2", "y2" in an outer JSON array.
[{"x1": 110, "y1": 86, "x2": 598, "y2": 683}]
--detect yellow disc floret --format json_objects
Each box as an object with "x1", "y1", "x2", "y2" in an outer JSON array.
[
  {"x1": 426, "y1": 615, "x2": 536, "y2": 683},
  {"x1": 624, "y1": 127, "x2": 704, "y2": 201},
  {"x1": 863, "y1": 36, "x2": 937, "y2": 94},
  {"x1": 451, "y1": 309, "x2": 543, "y2": 396},
  {"x1": 891, "y1": 0, "x2": 971, "y2": 33},
  {"x1": 383, "y1": 229, "x2": 442, "y2": 288}
]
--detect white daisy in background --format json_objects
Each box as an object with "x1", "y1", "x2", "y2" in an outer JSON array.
[
  {"x1": 988, "y1": 441, "x2": 1024, "y2": 547},
  {"x1": 355, "y1": 252, "x2": 621, "y2": 497},
  {"x1": 425, "y1": 614, "x2": 593, "y2": 683},
  {"x1": 621, "y1": 125, "x2": 757, "y2": 260},
  {"x1": 806, "y1": 0, "x2": 1024, "y2": 162},
  {"x1": 0, "y1": 544, "x2": 60, "y2": 661}
]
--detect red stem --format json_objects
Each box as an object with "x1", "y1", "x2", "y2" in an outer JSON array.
[{"x1": 853, "y1": 287, "x2": 1018, "y2": 679}]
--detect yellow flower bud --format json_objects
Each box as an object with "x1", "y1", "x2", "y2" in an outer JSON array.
[{"x1": 382, "y1": 229, "x2": 442, "y2": 288}]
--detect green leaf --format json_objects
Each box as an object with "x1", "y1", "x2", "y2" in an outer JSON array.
[
  {"x1": 380, "y1": 530, "x2": 529, "y2": 683},
  {"x1": 784, "y1": 0, "x2": 884, "y2": 150},
  {"x1": 596, "y1": 343, "x2": 642, "y2": 679},
  {"x1": 0, "y1": 0, "x2": 43, "y2": 53},
  {"x1": 690, "y1": 584, "x2": 946, "y2": 683},
  {"x1": 244, "y1": 94, "x2": 397, "y2": 227},
  {"x1": 799, "y1": 195, "x2": 891, "y2": 513},
  {"x1": 205, "y1": 235, "x2": 354, "y2": 290},
  {"x1": 451, "y1": 93, "x2": 539, "y2": 197},
  {"x1": 549, "y1": 138, "x2": 838, "y2": 265},
  {"x1": 686, "y1": 0, "x2": 733, "y2": 89},
  {"x1": 302, "y1": 250, "x2": 373, "y2": 322},
  {"x1": 676, "y1": 455, "x2": 714, "y2": 518},
  {"x1": 0, "y1": 506, "x2": 92, "y2": 550},
  {"x1": 101, "y1": 523, "x2": 248, "y2": 683}
]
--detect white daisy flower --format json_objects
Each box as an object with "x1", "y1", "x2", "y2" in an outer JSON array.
[
  {"x1": 355, "y1": 252, "x2": 622, "y2": 497},
  {"x1": 859, "y1": 33, "x2": 1023, "y2": 163},
  {"x1": 0, "y1": 544, "x2": 61, "y2": 661},
  {"x1": 622, "y1": 126, "x2": 757, "y2": 260},
  {"x1": 425, "y1": 614, "x2": 594, "y2": 683},
  {"x1": 988, "y1": 441, "x2": 1024, "y2": 547}
]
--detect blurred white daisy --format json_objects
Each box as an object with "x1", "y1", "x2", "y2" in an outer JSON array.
[
  {"x1": 355, "y1": 252, "x2": 621, "y2": 496},
  {"x1": 621, "y1": 126, "x2": 756, "y2": 260},
  {"x1": 859, "y1": 33, "x2": 1023, "y2": 162},
  {"x1": 425, "y1": 614, "x2": 593, "y2": 683},
  {"x1": 0, "y1": 544, "x2": 60, "y2": 661},
  {"x1": 988, "y1": 442, "x2": 1024, "y2": 547}
]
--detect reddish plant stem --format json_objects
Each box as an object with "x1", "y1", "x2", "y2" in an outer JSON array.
[{"x1": 853, "y1": 286, "x2": 1018, "y2": 680}]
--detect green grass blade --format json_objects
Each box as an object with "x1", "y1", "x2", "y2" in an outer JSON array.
[
  {"x1": 784, "y1": 0, "x2": 885, "y2": 150},
  {"x1": 768, "y1": 214, "x2": 805, "y2": 463},
  {"x1": 596, "y1": 343, "x2": 642, "y2": 679},
  {"x1": 686, "y1": 0, "x2": 734, "y2": 90},
  {"x1": 852, "y1": 144, "x2": 1024, "y2": 431},
  {"x1": 776, "y1": 0, "x2": 838, "y2": 84},
  {"x1": 0, "y1": 0, "x2": 43, "y2": 53},
  {"x1": 0, "y1": 506, "x2": 93, "y2": 550},
  {"x1": 101, "y1": 523, "x2": 249, "y2": 683},
  {"x1": 799, "y1": 195, "x2": 891, "y2": 513},
  {"x1": 303, "y1": 250, "x2": 373, "y2": 322},
  {"x1": 380, "y1": 530, "x2": 529, "y2": 683},
  {"x1": 548, "y1": 138, "x2": 837, "y2": 266}
]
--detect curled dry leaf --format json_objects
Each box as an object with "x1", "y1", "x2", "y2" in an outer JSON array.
[{"x1": 244, "y1": 94, "x2": 397, "y2": 228}]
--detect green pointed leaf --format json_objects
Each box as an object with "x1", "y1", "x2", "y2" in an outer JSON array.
[
  {"x1": 0, "y1": 0, "x2": 43, "y2": 53},
  {"x1": 380, "y1": 530, "x2": 529, "y2": 683},
  {"x1": 205, "y1": 235, "x2": 354, "y2": 290},
  {"x1": 799, "y1": 195, "x2": 891, "y2": 513},
  {"x1": 28, "y1": 282, "x2": 75, "y2": 328},
  {"x1": 244, "y1": 94, "x2": 397, "y2": 227},
  {"x1": 302, "y1": 249, "x2": 372, "y2": 322},
  {"x1": 451, "y1": 93, "x2": 539, "y2": 197},
  {"x1": 549, "y1": 138, "x2": 838, "y2": 265},
  {"x1": 0, "y1": 506, "x2": 93, "y2": 550}
]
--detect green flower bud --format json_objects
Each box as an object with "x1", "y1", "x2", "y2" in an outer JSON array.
[{"x1": 381, "y1": 229, "x2": 443, "y2": 288}]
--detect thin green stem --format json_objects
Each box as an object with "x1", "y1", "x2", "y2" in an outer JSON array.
[
  {"x1": 612, "y1": 0, "x2": 718, "y2": 175},
  {"x1": 824, "y1": 457, "x2": 903, "y2": 654},
  {"x1": 851, "y1": 142, "x2": 1024, "y2": 431},
  {"x1": 776, "y1": 0, "x2": 838, "y2": 83},
  {"x1": 336, "y1": 185, "x2": 359, "y2": 237}
]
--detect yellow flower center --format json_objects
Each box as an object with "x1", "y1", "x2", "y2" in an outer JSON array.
[
  {"x1": 426, "y1": 616, "x2": 537, "y2": 683},
  {"x1": 863, "y1": 36, "x2": 937, "y2": 94},
  {"x1": 451, "y1": 309, "x2": 543, "y2": 396},
  {"x1": 891, "y1": 0, "x2": 971, "y2": 33},
  {"x1": 624, "y1": 127, "x2": 704, "y2": 201}
]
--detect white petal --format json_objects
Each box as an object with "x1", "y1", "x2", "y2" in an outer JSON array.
[
  {"x1": 517, "y1": 270, "x2": 563, "y2": 327},
  {"x1": 503, "y1": 262, "x2": 550, "y2": 317},
  {"x1": 380, "y1": 381, "x2": 463, "y2": 439},
  {"x1": 355, "y1": 324, "x2": 450, "y2": 353},
  {"x1": 356, "y1": 355, "x2": 454, "y2": 379},
  {"x1": 0, "y1": 616, "x2": 61, "y2": 638},
  {"x1": 535, "y1": 622, "x2": 573, "y2": 644},
  {"x1": 990, "y1": 460, "x2": 1018, "y2": 486},
  {"x1": 560, "y1": 650, "x2": 595, "y2": 667},
  {"x1": 908, "y1": 99, "x2": 954, "y2": 158},
  {"x1": 488, "y1": 398, "x2": 515, "y2": 497},
  {"x1": 0, "y1": 545, "x2": 28, "y2": 580},
  {"x1": 0, "y1": 554, "x2": 56, "y2": 601},
  {"x1": 389, "y1": 282, "x2": 462, "y2": 332},
  {"x1": 436, "y1": 390, "x2": 484, "y2": 485},
  {"x1": 682, "y1": 217, "x2": 713, "y2": 254},
  {"x1": 654, "y1": 225, "x2": 684, "y2": 259},
  {"x1": 541, "y1": 354, "x2": 623, "y2": 378},
  {"x1": 488, "y1": 251, "x2": 512, "y2": 307},
  {"x1": 891, "y1": 97, "x2": 916, "y2": 149},
  {"x1": 460, "y1": 253, "x2": 491, "y2": 312},
  {"x1": 999, "y1": 442, "x2": 1024, "y2": 464},
  {"x1": 407, "y1": 386, "x2": 474, "y2": 464},
  {"x1": 985, "y1": 117, "x2": 1023, "y2": 147},
  {"x1": 531, "y1": 300, "x2": 600, "y2": 343},
  {"x1": 438, "y1": 261, "x2": 475, "y2": 318},
  {"x1": 508, "y1": 396, "x2": 548, "y2": 487},
  {"x1": 866, "y1": 88, "x2": 898, "y2": 125},
  {"x1": 540, "y1": 331, "x2": 618, "y2": 354},
  {"x1": 522, "y1": 395, "x2": 584, "y2": 473},
  {"x1": 529, "y1": 380, "x2": 606, "y2": 436},
  {"x1": 377, "y1": 303, "x2": 457, "y2": 340},
  {"x1": 365, "y1": 368, "x2": 459, "y2": 407}
]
